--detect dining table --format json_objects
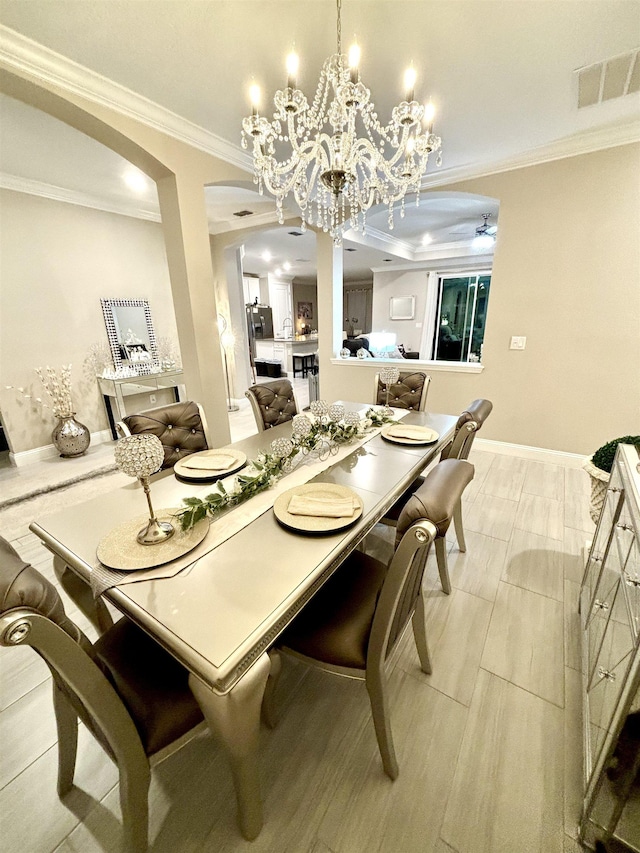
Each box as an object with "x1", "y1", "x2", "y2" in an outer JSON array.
[{"x1": 29, "y1": 402, "x2": 458, "y2": 839}]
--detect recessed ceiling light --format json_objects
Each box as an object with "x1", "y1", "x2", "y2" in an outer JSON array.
[
  {"x1": 422, "y1": 233, "x2": 432, "y2": 245},
  {"x1": 288, "y1": 231, "x2": 303, "y2": 237},
  {"x1": 283, "y1": 261, "x2": 291, "y2": 271},
  {"x1": 274, "y1": 267, "x2": 282, "y2": 276},
  {"x1": 344, "y1": 247, "x2": 357, "y2": 252},
  {"x1": 261, "y1": 250, "x2": 272, "y2": 262},
  {"x1": 295, "y1": 258, "x2": 310, "y2": 263},
  {"x1": 123, "y1": 167, "x2": 148, "y2": 193},
  {"x1": 383, "y1": 258, "x2": 393, "y2": 262},
  {"x1": 233, "y1": 209, "x2": 254, "y2": 217}
]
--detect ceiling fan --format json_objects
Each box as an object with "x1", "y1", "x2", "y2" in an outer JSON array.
[{"x1": 475, "y1": 213, "x2": 498, "y2": 238}]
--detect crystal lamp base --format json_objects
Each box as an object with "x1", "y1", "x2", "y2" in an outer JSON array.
[{"x1": 136, "y1": 518, "x2": 175, "y2": 546}]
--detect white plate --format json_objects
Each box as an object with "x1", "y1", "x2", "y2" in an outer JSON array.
[
  {"x1": 273, "y1": 483, "x2": 363, "y2": 534},
  {"x1": 174, "y1": 448, "x2": 247, "y2": 482},
  {"x1": 380, "y1": 424, "x2": 439, "y2": 445}
]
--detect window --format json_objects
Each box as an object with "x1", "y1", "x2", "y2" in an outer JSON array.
[{"x1": 432, "y1": 272, "x2": 491, "y2": 363}]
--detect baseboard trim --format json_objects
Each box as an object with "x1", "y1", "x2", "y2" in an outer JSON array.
[
  {"x1": 475, "y1": 438, "x2": 585, "y2": 468},
  {"x1": 9, "y1": 428, "x2": 114, "y2": 467}
]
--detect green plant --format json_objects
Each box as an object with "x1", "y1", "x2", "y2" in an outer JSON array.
[
  {"x1": 175, "y1": 407, "x2": 394, "y2": 531},
  {"x1": 592, "y1": 435, "x2": 640, "y2": 474}
]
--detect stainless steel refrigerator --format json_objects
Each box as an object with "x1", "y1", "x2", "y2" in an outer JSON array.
[{"x1": 246, "y1": 304, "x2": 273, "y2": 355}]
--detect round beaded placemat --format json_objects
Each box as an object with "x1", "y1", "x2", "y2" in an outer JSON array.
[{"x1": 97, "y1": 509, "x2": 209, "y2": 570}]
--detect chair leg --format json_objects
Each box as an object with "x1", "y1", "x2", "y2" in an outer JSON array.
[
  {"x1": 118, "y1": 755, "x2": 151, "y2": 853},
  {"x1": 54, "y1": 556, "x2": 114, "y2": 635},
  {"x1": 52, "y1": 680, "x2": 78, "y2": 796},
  {"x1": 435, "y1": 537, "x2": 452, "y2": 595},
  {"x1": 411, "y1": 595, "x2": 432, "y2": 675},
  {"x1": 453, "y1": 498, "x2": 467, "y2": 553},
  {"x1": 366, "y1": 670, "x2": 399, "y2": 781},
  {"x1": 261, "y1": 649, "x2": 282, "y2": 729}
]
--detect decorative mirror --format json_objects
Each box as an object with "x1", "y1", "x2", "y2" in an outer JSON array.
[
  {"x1": 389, "y1": 295, "x2": 415, "y2": 321},
  {"x1": 100, "y1": 298, "x2": 158, "y2": 374}
]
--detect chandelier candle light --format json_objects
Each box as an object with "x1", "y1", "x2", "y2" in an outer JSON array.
[
  {"x1": 242, "y1": 0, "x2": 442, "y2": 244},
  {"x1": 114, "y1": 434, "x2": 174, "y2": 545}
]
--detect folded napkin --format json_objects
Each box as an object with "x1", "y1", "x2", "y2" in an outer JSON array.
[
  {"x1": 386, "y1": 424, "x2": 437, "y2": 441},
  {"x1": 287, "y1": 494, "x2": 357, "y2": 518},
  {"x1": 180, "y1": 452, "x2": 238, "y2": 471}
]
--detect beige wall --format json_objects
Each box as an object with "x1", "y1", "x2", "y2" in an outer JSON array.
[
  {"x1": 371, "y1": 269, "x2": 428, "y2": 353},
  {"x1": 292, "y1": 282, "x2": 318, "y2": 334},
  {"x1": 0, "y1": 190, "x2": 180, "y2": 453},
  {"x1": 322, "y1": 143, "x2": 640, "y2": 456}
]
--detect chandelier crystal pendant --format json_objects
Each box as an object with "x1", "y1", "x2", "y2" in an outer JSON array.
[{"x1": 242, "y1": 0, "x2": 443, "y2": 245}]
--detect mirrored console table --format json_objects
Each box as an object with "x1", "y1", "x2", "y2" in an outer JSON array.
[
  {"x1": 98, "y1": 370, "x2": 185, "y2": 440},
  {"x1": 579, "y1": 443, "x2": 640, "y2": 851}
]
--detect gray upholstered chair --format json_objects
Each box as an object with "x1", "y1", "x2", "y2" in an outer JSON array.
[
  {"x1": 373, "y1": 370, "x2": 430, "y2": 411},
  {"x1": 438, "y1": 398, "x2": 493, "y2": 462},
  {"x1": 245, "y1": 379, "x2": 298, "y2": 432},
  {"x1": 116, "y1": 401, "x2": 210, "y2": 469},
  {"x1": 263, "y1": 459, "x2": 474, "y2": 780},
  {"x1": 0, "y1": 536, "x2": 205, "y2": 853},
  {"x1": 381, "y1": 398, "x2": 492, "y2": 591}
]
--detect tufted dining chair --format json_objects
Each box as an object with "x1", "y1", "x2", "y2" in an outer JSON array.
[
  {"x1": 245, "y1": 379, "x2": 298, "y2": 432},
  {"x1": 0, "y1": 536, "x2": 205, "y2": 853},
  {"x1": 373, "y1": 371, "x2": 430, "y2": 412},
  {"x1": 117, "y1": 401, "x2": 210, "y2": 469},
  {"x1": 263, "y1": 459, "x2": 474, "y2": 781},
  {"x1": 381, "y1": 398, "x2": 492, "y2": 591}
]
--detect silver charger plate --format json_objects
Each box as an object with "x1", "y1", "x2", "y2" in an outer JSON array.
[
  {"x1": 380, "y1": 424, "x2": 439, "y2": 446},
  {"x1": 174, "y1": 448, "x2": 247, "y2": 482},
  {"x1": 96, "y1": 509, "x2": 209, "y2": 570},
  {"x1": 273, "y1": 483, "x2": 364, "y2": 534}
]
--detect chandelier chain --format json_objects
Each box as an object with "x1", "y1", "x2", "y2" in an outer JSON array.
[{"x1": 336, "y1": 0, "x2": 342, "y2": 57}]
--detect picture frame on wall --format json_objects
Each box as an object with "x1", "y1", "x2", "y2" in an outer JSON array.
[
  {"x1": 297, "y1": 301, "x2": 313, "y2": 320},
  {"x1": 389, "y1": 295, "x2": 415, "y2": 320}
]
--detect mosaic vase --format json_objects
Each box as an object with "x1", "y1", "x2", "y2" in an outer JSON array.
[{"x1": 52, "y1": 413, "x2": 91, "y2": 458}]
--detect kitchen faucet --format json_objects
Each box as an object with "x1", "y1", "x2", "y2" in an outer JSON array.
[{"x1": 282, "y1": 317, "x2": 293, "y2": 338}]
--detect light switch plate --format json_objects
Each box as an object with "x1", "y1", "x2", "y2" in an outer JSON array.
[{"x1": 510, "y1": 336, "x2": 527, "y2": 350}]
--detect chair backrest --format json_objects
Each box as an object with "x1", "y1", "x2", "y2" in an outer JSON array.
[
  {"x1": 342, "y1": 338, "x2": 370, "y2": 357},
  {"x1": 373, "y1": 371, "x2": 430, "y2": 411},
  {"x1": 440, "y1": 398, "x2": 493, "y2": 461},
  {"x1": 118, "y1": 401, "x2": 209, "y2": 469},
  {"x1": 367, "y1": 459, "x2": 474, "y2": 669},
  {"x1": 245, "y1": 379, "x2": 298, "y2": 432},
  {"x1": 0, "y1": 537, "x2": 146, "y2": 766}
]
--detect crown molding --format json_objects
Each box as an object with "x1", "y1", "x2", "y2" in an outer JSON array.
[
  {"x1": 343, "y1": 225, "x2": 415, "y2": 260},
  {"x1": 421, "y1": 119, "x2": 640, "y2": 190},
  {"x1": 0, "y1": 172, "x2": 161, "y2": 221},
  {"x1": 0, "y1": 25, "x2": 253, "y2": 173}
]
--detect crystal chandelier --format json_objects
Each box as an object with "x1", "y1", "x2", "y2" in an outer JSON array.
[{"x1": 242, "y1": 0, "x2": 443, "y2": 245}]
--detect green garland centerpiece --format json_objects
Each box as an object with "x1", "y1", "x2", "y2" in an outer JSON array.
[{"x1": 175, "y1": 402, "x2": 394, "y2": 531}]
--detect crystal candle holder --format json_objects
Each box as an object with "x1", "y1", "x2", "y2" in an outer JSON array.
[
  {"x1": 380, "y1": 366, "x2": 400, "y2": 414},
  {"x1": 114, "y1": 434, "x2": 174, "y2": 545}
]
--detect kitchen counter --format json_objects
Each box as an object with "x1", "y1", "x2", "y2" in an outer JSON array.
[
  {"x1": 262, "y1": 335, "x2": 318, "y2": 343},
  {"x1": 254, "y1": 336, "x2": 318, "y2": 375}
]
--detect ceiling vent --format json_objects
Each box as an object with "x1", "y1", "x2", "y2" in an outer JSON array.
[
  {"x1": 577, "y1": 49, "x2": 640, "y2": 108},
  {"x1": 233, "y1": 209, "x2": 254, "y2": 217}
]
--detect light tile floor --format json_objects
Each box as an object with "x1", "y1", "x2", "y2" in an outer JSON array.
[{"x1": 0, "y1": 394, "x2": 593, "y2": 853}]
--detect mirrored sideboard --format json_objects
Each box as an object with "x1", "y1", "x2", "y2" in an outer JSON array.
[
  {"x1": 579, "y1": 443, "x2": 640, "y2": 851},
  {"x1": 98, "y1": 370, "x2": 185, "y2": 440}
]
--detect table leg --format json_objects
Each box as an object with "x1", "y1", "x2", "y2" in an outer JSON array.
[{"x1": 188, "y1": 652, "x2": 271, "y2": 840}]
